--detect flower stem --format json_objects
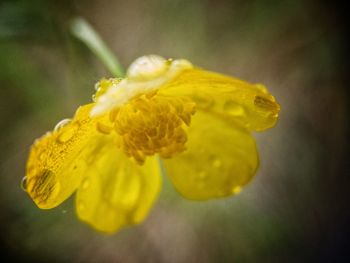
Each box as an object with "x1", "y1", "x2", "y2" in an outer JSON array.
[{"x1": 70, "y1": 18, "x2": 125, "y2": 77}]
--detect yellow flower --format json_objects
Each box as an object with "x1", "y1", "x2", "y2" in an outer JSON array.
[{"x1": 24, "y1": 55, "x2": 280, "y2": 233}]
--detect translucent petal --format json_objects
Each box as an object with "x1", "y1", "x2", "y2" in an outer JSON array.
[
  {"x1": 163, "y1": 111, "x2": 259, "y2": 200},
  {"x1": 75, "y1": 147, "x2": 162, "y2": 233},
  {"x1": 25, "y1": 104, "x2": 104, "y2": 209},
  {"x1": 159, "y1": 68, "x2": 280, "y2": 131}
]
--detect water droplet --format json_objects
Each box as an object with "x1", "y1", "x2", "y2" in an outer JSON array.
[
  {"x1": 94, "y1": 82, "x2": 100, "y2": 91},
  {"x1": 20, "y1": 176, "x2": 28, "y2": 192},
  {"x1": 81, "y1": 179, "x2": 89, "y2": 190},
  {"x1": 92, "y1": 94, "x2": 96, "y2": 102},
  {"x1": 28, "y1": 169, "x2": 59, "y2": 203},
  {"x1": 269, "y1": 112, "x2": 279, "y2": 118},
  {"x1": 233, "y1": 186, "x2": 241, "y2": 194},
  {"x1": 255, "y1": 84, "x2": 268, "y2": 94},
  {"x1": 96, "y1": 122, "x2": 112, "y2": 134},
  {"x1": 224, "y1": 100, "x2": 245, "y2": 116},
  {"x1": 254, "y1": 96, "x2": 278, "y2": 112},
  {"x1": 192, "y1": 94, "x2": 213, "y2": 109},
  {"x1": 56, "y1": 128, "x2": 75, "y2": 143},
  {"x1": 54, "y1": 118, "x2": 71, "y2": 132},
  {"x1": 127, "y1": 55, "x2": 168, "y2": 80},
  {"x1": 62, "y1": 209, "x2": 67, "y2": 214}
]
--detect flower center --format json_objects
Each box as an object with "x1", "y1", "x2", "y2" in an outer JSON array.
[{"x1": 101, "y1": 91, "x2": 196, "y2": 164}]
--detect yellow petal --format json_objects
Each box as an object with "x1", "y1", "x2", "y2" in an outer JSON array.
[
  {"x1": 163, "y1": 111, "x2": 258, "y2": 200},
  {"x1": 25, "y1": 104, "x2": 103, "y2": 209},
  {"x1": 75, "y1": 146, "x2": 162, "y2": 234},
  {"x1": 159, "y1": 68, "x2": 280, "y2": 131}
]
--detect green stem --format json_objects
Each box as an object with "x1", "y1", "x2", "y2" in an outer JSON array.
[{"x1": 70, "y1": 18, "x2": 125, "y2": 77}]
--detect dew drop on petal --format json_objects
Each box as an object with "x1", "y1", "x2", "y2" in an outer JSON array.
[
  {"x1": 94, "y1": 82, "x2": 100, "y2": 91},
  {"x1": 224, "y1": 100, "x2": 245, "y2": 116},
  {"x1": 56, "y1": 127, "x2": 75, "y2": 143},
  {"x1": 54, "y1": 118, "x2": 71, "y2": 132},
  {"x1": 192, "y1": 94, "x2": 213, "y2": 109},
  {"x1": 255, "y1": 83, "x2": 268, "y2": 94},
  {"x1": 270, "y1": 112, "x2": 279, "y2": 118},
  {"x1": 127, "y1": 55, "x2": 168, "y2": 80},
  {"x1": 81, "y1": 179, "x2": 89, "y2": 190},
  {"x1": 96, "y1": 122, "x2": 112, "y2": 134},
  {"x1": 20, "y1": 176, "x2": 27, "y2": 192}
]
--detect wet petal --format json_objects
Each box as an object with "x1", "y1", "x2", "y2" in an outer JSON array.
[
  {"x1": 25, "y1": 104, "x2": 104, "y2": 209},
  {"x1": 159, "y1": 68, "x2": 280, "y2": 131},
  {"x1": 75, "y1": 146, "x2": 162, "y2": 233},
  {"x1": 163, "y1": 111, "x2": 258, "y2": 200}
]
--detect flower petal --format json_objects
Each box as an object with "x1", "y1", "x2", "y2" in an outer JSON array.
[
  {"x1": 163, "y1": 111, "x2": 258, "y2": 200},
  {"x1": 26, "y1": 104, "x2": 103, "y2": 209},
  {"x1": 159, "y1": 68, "x2": 280, "y2": 131},
  {"x1": 75, "y1": 147, "x2": 162, "y2": 234}
]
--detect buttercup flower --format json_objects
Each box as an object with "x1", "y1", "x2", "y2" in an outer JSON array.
[{"x1": 24, "y1": 55, "x2": 280, "y2": 233}]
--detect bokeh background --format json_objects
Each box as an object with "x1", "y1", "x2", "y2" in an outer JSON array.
[{"x1": 0, "y1": 0, "x2": 348, "y2": 262}]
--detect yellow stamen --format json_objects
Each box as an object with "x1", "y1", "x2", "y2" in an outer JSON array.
[{"x1": 96, "y1": 91, "x2": 196, "y2": 164}]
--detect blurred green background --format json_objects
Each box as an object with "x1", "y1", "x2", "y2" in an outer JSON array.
[{"x1": 0, "y1": 0, "x2": 348, "y2": 262}]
